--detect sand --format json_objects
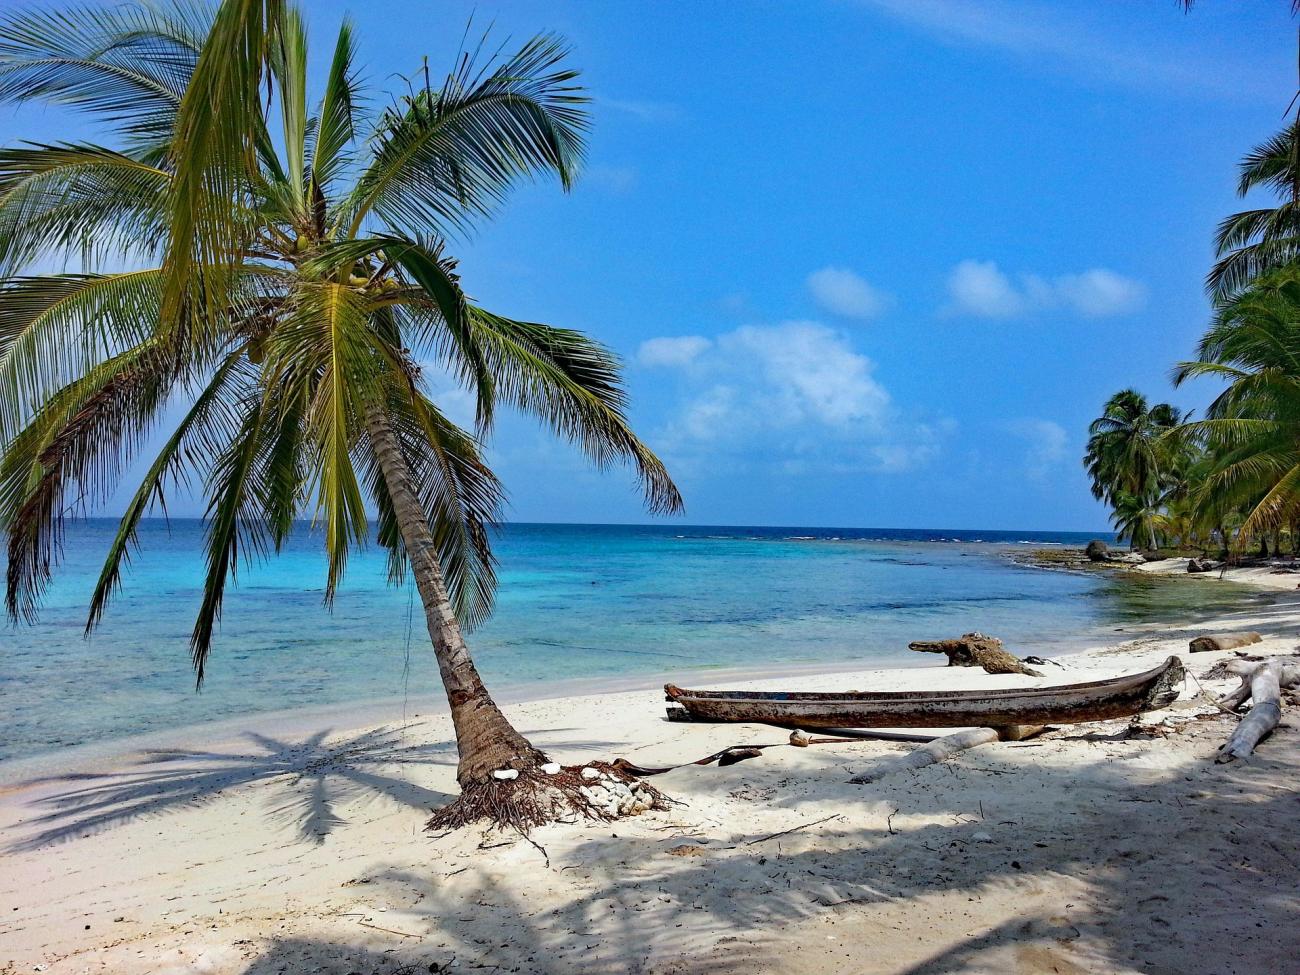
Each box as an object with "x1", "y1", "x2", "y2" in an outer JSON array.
[
  {"x1": 2, "y1": 581, "x2": 1299, "y2": 974},
  {"x1": 1136, "y1": 555, "x2": 1300, "y2": 591}
]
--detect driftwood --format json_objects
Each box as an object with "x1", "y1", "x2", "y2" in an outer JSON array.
[
  {"x1": 1217, "y1": 660, "x2": 1284, "y2": 763},
  {"x1": 849, "y1": 728, "x2": 1000, "y2": 784},
  {"x1": 1189, "y1": 632, "x2": 1262, "y2": 654},
  {"x1": 1217, "y1": 657, "x2": 1300, "y2": 711},
  {"x1": 908, "y1": 632, "x2": 1043, "y2": 677}
]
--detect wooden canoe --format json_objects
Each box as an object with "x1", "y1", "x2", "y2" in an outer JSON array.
[{"x1": 664, "y1": 656, "x2": 1184, "y2": 729}]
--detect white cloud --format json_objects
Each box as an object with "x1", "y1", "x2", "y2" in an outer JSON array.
[
  {"x1": 637, "y1": 335, "x2": 712, "y2": 368},
  {"x1": 945, "y1": 260, "x2": 1027, "y2": 318},
  {"x1": 719, "y1": 322, "x2": 890, "y2": 427},
  {"x1": 806, "y1": 266, "x2": 890, "y2": 320},
  {"x1": 650, "y1": 320, "x2": 943, "y2": 474},
  {"x1": 1051, "y1": 269, "x2": 1147, "y2": 318},
  {"x1": 944, "y1": 260, "x2": 1145, "y2": 319},
  {"x1": 1006, "y1": 418, "x2": 1069, "y2": 480}
]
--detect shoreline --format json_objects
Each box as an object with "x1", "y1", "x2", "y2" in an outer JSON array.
[
  {"x1": 1, "y1": 547, "x2": 1283, "y2": 785},
  {"x1": 2, "y1": 575, "x2": 1298, "y2": 972}
]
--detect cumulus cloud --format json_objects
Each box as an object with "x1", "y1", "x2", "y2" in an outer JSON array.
[
  {"x1": 646, "y1": 320, "x2": 943, "y2": 474},
  {"x1": 637, "y1": 335, "x2": 712, "y2": 368},
  {"x1": 944, "y1": 260, "x2": 1145, "y2": 319},
  {"x1": 806, "y1": 266, "x2": 890, "y2": 320},
  {"x1": 1005, "y1": 418, "x2": 1069, "y2": 479}
]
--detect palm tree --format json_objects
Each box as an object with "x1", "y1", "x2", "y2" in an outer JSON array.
[
  {"x1": 1084, "y1": 390, "x2": 1189, "y2": 550},
  {"x1": 0, "y1": 1, "x2": 681, "y2": 829},
  {"x1": 1174, "y1": 268, "x2": 1300, "y2": 551},
  {"x1": 1109, "y1": 491, "x2": 1163, "y2": 551},
  {"x1": 1207, "y1": 118, "x2": 1300, "y2": 300}
]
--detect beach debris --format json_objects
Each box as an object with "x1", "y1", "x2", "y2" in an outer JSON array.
[
  {"x1": 908, "y1": 633, "x2": 1043, "y2": 677},
  {"x1": 580, "y1": 767, "x2": 602, "y2": 781},
  {"x1": 1189, "y1": 631, "x2": 1262, "y2": 654},
  {"x1": 1187, "y1": 557, "x2": 1221, "y2": 573},
  {"x1": 789, "y1": 729, "x2": 813, "y2": 747},
  {"x1": 1215, "y1": 657, "x2": 1300, "y2": 761},
  {"x1": 540, "y1": 762, "x2": 561, "y2": 775},
  {"x1": 667, "y1": 844, "x2": 709, "y2": 857},
  {"x1": 744, "y1": 813, "x2": 843, "y2": 846},
  {"x1": 849, "y1": 727, "x2": 1001, "y2": 784},
  {"x1": 577, "y1": 768, "x2": 659, "y2": 817},
  {"x1": 492, "y1": 768, "x2": 520, "y2": 781},
  {"x1": 972, "y1": 831, "x2": 994, "y2": 843}
]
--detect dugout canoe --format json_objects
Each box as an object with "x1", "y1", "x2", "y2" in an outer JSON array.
[{"x1": 663, "y1": 656, "x2": 1184, "y2": 729}]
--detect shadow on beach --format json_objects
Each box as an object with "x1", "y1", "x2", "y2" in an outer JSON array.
[
  {"x1": 210, "y1": 720, "x2": 1300, "y2": 975},
  {"x1": 4, "y1": 725, "x2": 459, "y2": 851}
]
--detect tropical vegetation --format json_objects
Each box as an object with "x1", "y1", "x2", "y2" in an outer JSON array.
[
  {"x1": 0, "y1": 0, "x2": 680, "y2": 828},
  {"x1": 1086, "y1": 122, "x2": 1300, "y2": 556}
]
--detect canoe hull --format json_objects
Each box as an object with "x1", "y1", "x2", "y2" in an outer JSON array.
[{"x1": 664, "y1": 656, "x2": 1185, "y2": 729}]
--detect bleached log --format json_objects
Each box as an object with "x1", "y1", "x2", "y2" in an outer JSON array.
[
  {"x1": 849, "y1": 727, "x2": 999, "y2": 784},
  {"x1": 1217, "y1": 658, "x2": 1300, "y2": 710},
  {"x1": 1216, "y1": 660, "x2": 1283, "y2": 763}
]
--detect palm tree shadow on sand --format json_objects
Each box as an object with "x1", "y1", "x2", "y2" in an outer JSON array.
[
  {"x1": 6, "y1": 725, "x2": 459, "y2": 852},
  {"x1": 225, "y1": 722, "x2": 1300, "y2": 975}
]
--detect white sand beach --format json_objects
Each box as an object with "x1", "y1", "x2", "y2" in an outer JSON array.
[
  {"x1": 2, "y1": 576, "x2": 1298, "y2": 975},
  {"x1": 1137, "y1": 556, "x2": 1300, "y2": 591}
]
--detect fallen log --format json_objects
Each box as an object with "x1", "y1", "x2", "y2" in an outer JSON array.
[
  {"x1": 849, "y1": 727, "x2": 999, "y2": 784},
  {"x1": 908, "y1": 633, "x2": 1043, "y2": 677},
  {"x1": 1216, "y1": 657, "x2": 1300, "y2": 711},
  {"x1": 1189, "y1": 632, "x2": 1262, "y2": 654},
  {"x1": 1217, "y1": 660, "x2": 1283, "y2": 763}
]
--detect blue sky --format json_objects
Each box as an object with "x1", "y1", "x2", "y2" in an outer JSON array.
[{"x1": 4, "y1": 0, "x2": 1297, "y2": 530}]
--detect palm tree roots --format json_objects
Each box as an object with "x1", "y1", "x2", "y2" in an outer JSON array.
[{"x1": 426, "y1": 761, "x2": 671, "y2": 833}]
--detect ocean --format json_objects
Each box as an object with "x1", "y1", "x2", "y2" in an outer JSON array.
[{"x1": 0, "y1": 521, "x2": 1266, "y2": 764}]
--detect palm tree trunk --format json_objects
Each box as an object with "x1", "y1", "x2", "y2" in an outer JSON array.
[{"x1": 364, "y1": 404, "x2": 547, "y2": 787}]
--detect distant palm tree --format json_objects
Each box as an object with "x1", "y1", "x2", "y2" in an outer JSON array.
[
  {"x1": 0, "y1": 1, "x2": 680, "y2": 828},
  {"x1": 1084, "y1": 390, "x2": 1186, "y2": 500},
  {"x1": 1109, "y1": 491, "x2": 1163, "y2": 551},
  {"x1": 1175, "y1": 269, "x2": 1300, "y2": 547}
]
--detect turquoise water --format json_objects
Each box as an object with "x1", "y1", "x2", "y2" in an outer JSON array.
[{"x1": 0, "y1": 521, "x2": 1267, "y2": 763}]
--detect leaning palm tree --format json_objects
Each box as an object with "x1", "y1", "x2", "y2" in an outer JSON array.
[
  {"x1": 0, "y1": 0, "x2": 680, "y2": 828},
  {"x1": 1174, "y1": 268, "x2": 1300, "y2": 551}
]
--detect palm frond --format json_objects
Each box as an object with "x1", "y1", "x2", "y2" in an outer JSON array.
[
  {"x1": 309, "y1": 18, "x2": 360, "y2": 202},
  {"x1": 0, "y1": 269, "x2": 162, "y2": 446},
  {"x1": 162, "y1": 0, "x2": 282, "y2": 332},
  {"x1": 2, "y1": 340, "x2": 177, "y2": 622},
  {"x1": 343, "y1": 32, "x2": 587, "y2": 239},
  {"x1": 0, "y1": 0, "x2": 208, "y2": 145},
  {"x1": 465, "y1": 309, "x2": 682, "y2": 515},
  {"x1": 0, "y1": 143, "x2": 171, "y2": 272},
  {"x1": 87, "y1": 354, "x2": 253, "y2": 631}
]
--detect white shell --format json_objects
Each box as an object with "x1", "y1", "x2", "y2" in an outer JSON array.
[
  {"x1": 540, "y1": 762, "x2": 562, "y2": 775},
  {"x1": 492, "y1": 769, "x2": 520, "y2": 781},
  {"x1": 580, "y1": 767, "x2": 601, "y2": 781}
]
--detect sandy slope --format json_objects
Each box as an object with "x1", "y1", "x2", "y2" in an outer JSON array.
[{"x1": 2, "y1": 595, "x2": 1299, "y2": 974}]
